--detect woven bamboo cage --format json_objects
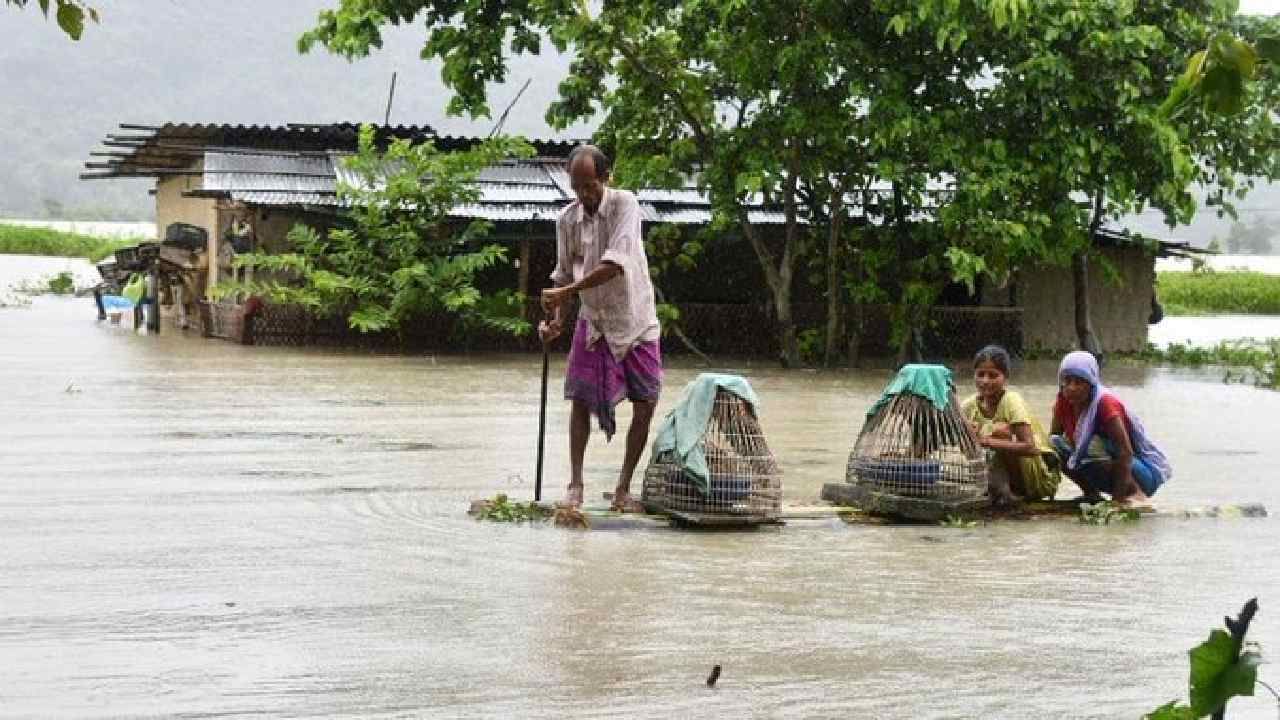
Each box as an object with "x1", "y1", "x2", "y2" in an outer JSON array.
[
  {"x1": 643, "y1": 389, "x2": 781, "y2": 520},
  {"x1": 846, "y1": 385, "x2": 987, "y2": 506}
]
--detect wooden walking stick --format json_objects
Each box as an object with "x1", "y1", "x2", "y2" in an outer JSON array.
[{"x1": 535, "y1": 331, "x2": 550, "y2": 503}]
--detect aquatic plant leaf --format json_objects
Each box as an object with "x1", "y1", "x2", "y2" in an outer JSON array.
[
  {"x1": 1188, "y1": 629, "x2": 1258, "y2": 715},
  {"x1": 1144, "y1": 700, "x2": 1196, "y2": 720}
]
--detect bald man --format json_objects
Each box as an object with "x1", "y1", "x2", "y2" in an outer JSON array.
[{"x1": 539, "y1": 145, "x2": 662, "y2": 511}]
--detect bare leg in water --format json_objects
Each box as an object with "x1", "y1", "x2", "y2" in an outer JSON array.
[
  {"x1": 562, "y1": 400, "x2": 591, "y2": 507},
  {"x1": 612, "y1": 400, "x2": 656, "y2": 511}
]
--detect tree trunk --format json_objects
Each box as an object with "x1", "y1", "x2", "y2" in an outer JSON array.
[
  {"x1": 740, "y1": 153, "x2": 802, "y2": 368},
  {"x1": 823, "y1": 185, "x2": 846, "y2": 368},
  {"x1": 1071, "y1": 251, "x2": 1102, "y2": 358},
  {"x1": 1075, "y1": 190, "x2": 1106, "y2": 359},
  {"x1": 775, "y1": 282, "x2": 799, "y2": 368},
  {"x1": 847, "y1": 302, "x2": 863, "y2": 368}
]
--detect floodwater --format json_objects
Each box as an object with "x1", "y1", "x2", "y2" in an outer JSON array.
[
  {"x1": 1149, "y1": 313, "x2": 1280, "y2": 348},
  {"x1": 2, "y1": 261, "x2": 1280, "y2": 718}
]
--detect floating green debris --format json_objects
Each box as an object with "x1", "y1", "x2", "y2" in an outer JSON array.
[
  {"x1": 1079, "y1": 501, "x2": 1140, "y2": 525},
  {"x1": 470, "y1": 493, "x2": 553, "y2": 524}
]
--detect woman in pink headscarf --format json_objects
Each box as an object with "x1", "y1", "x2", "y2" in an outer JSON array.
[{"x1": 1049, "y1": 351, "x2": 1171, "y2": 508}]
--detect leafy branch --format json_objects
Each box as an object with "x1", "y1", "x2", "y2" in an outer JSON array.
[
  {"x1": 215, "y1": 124, "x2": 534, "y2": 338},
  {"x1": 4, "y1": 0, "x2": 98, "y2": 40},
  {"x1": 1147, "y1": 598, "x2": 1264, "y2": 719}
]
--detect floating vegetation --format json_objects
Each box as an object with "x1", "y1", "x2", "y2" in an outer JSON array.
[
  {"x1": 0, "y1": 289, "x2": 32, "y2": 308},
  {"x1": 470, "y1": 493, "x2": 554, "y2": 524},
  {"x1": 47, "y1": 271, "x2": 75, "y2": 295},
  {"x1": 1079, "y1": 501, "x2": 1141, "y2": 525},
  {"x1": 1130, "y1": 339, "x2": 1280, "y2": 392},
  {"x1": 939, "y1": 514, "x2": 979, "y2": 528}
]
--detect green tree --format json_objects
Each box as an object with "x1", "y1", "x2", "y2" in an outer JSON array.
[
  {"x1": 303, "y1": 0, "x2": 1278, "y2": 363},
  {"x1": 4, "y1": 0, "x2": 97, "y2": 40},
  {"x1": 301, "y1": 0, "x2": 862, "y2": 366},
  {"x1": 218, "y1": 124, "x2": 533, "y2": 337},
  {"x1": 905, "y1": 0, "x2": 1279, "y2": 357},
  {"x1": 300, "y1": 0, "x2": 986, "y2": 366}
]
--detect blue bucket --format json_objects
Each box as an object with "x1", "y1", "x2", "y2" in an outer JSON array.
[{"x1": 855, "y1": 458, "x2": 942, "y2": 489}]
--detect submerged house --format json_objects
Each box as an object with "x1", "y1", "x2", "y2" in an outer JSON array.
[{"x1": 82, "y1": 122, "x2": 1192, "y2": 355}]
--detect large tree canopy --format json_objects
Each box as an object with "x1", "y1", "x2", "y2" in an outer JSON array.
[{"x1": 301, "y1": 0, "x2": 1279, "y2": 363}]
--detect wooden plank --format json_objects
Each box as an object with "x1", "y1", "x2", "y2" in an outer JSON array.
[
  {"x1": 822, "y1": 483, "x2": 1269, "y2": 522},
  {"x1": 821, "y1": 482, "x2": 986, "y2": 521},
  {"x1": 667, "y1": 509, "x2": 780, "y2": 528}
]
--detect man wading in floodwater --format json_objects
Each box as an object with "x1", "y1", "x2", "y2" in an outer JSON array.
[{"x1": 539, "y1": 145, "x2": 663, "y2": 511}]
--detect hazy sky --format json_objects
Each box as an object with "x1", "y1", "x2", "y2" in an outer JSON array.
[
  {"x1": 0, "y1": 0, "x2": 1275, "y2": 229},
  {"x1": 1241, "y1": 0, "x2": 1280, "y2": 13}
]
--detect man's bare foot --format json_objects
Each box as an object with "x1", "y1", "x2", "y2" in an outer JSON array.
[
  {"x1": 609, "y1": 487, "x2": 644, "y2": 513},
  {"x1": 558, "y1": 483, "x2": 584, "y2": 508},
  {"x1": 1114, "y1": 491, "x2": 1153, "y2": 510}
]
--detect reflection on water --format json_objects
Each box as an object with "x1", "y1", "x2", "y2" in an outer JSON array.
[
  {"x1": 0, "y1": 254, "x2": 99, "y2": 293},
  {"x1": 2, "y1": 293, "x2": 1279, "y2": 718},
  {"x1": 1149, "y1": 313, "x2": 1280, "y2": 348}
]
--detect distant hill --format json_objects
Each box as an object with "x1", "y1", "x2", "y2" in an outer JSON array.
[
  {"x1": 0, "y1": 1, "x2": 588, "y2": 220},
  {"x1": 0, "y1": 1, "x2": 1274, "y2": 250}
]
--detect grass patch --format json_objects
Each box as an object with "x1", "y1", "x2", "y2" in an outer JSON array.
[
  {"x1": 1157, "y1": 270, "x2": 1280, "y2": 315},
  {"x1": 1130, "y1": 339, "x2": 1280, "y2": 390},
  {"x1": 0, "y1": 224, "x2": 141, "y2": 263}
]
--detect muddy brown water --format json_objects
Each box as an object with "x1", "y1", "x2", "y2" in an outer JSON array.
[{"x1": 3, "y1": 291, "x2": 1279, "y2": 718}]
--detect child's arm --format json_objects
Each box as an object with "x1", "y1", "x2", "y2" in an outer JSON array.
[{"x1": 979, "y1": 422, "x2": 1039, "y2": 456}]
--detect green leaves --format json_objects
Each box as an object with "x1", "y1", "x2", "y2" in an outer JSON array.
[
  {"x1": 1161, "y1": 31, "x2": 1264, "y2": 118},
  {"x1": 53, "y1": 0, "x2": 82, "y2": 39},
  {"x1": 1144, "y1": 600, "x2": 1264, "y2": 719},
  {"x1": 6, "y1": 0, "x2": 96, "y2": 40},
  {"x1": 1143, "y1": 632, "x2": 1263, "y2": 718},
  {"x1": 217, "y1": 124, "x2": 532, "y2": 338},
  {"x1": 943, "y1": 247, "x2": 987, "y2": 295},
  {"x1": 1188, "y1": 629, "x2": 1260, "y2": 715}
]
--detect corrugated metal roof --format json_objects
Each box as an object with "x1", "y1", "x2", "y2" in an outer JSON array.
[
  {"x1": 476, "y1": 183, "x2": 565, "y2": 203},
  {"x1": 81, "y1": 122, "x2": 579, "y2": 181},
  {"x1": 447, "y1": 203, "x2": 565, "y2": 222},
  {"x1": 546, "y1": 166, "x2": 574, "y2": 197},
  {"x1": 229, "y1": 191, "x2": 340, "y2": 207},
  {"x1": 476, "y1": 163, "x2": 558, "y2": 184},
  {"x1": 175, "y1": 147, "x2": 910, "y2": 227},
  {"x1": 205, "y1": 151, "x2": 333, "y2": 176},
  {"x1": 635, "y1": 188, "x2": 711, "y2": 204},
  {"x1": 205, "y1": 172, "x2": 336, "y2": 194},
  {"x1": 643, "y1": 206, "x2": 792, "y2": 225}
]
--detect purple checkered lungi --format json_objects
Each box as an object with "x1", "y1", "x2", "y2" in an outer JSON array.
[{"x1": 564, "y1": 318, "x2": 662, "y2": 439}]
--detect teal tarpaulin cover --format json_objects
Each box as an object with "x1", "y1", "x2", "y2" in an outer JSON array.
[
  {"x1": 866, "y1": 364, "x2": 954, "y2": 418},
  {"x1": 651, "y1": 373, "x2": 760, "y2": 495}
]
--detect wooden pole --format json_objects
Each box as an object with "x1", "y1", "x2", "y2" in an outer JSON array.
[
  {"x1": 518, "y1": 236, "x2": 531, "y2": 321},
  {"x1": 148, "y1": 265, "x2": 161, "y2": 334},
  {"x1": 384, "y1": 72, "x2": 397, "y2": 126},
  {"x1": 535, "y1": 347, "x2": 549, "y2": 503}
]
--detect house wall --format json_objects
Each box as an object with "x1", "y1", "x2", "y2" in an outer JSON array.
[
  {"x1": 1018, "y1": 246, "x2": 1155, "y2": 353},
  {"x1": 248, "y1": 208, "x2": 303, "y2": 253},
  {"x1": 154, "y1": 166, "x2": 219, "y2": 295}
]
